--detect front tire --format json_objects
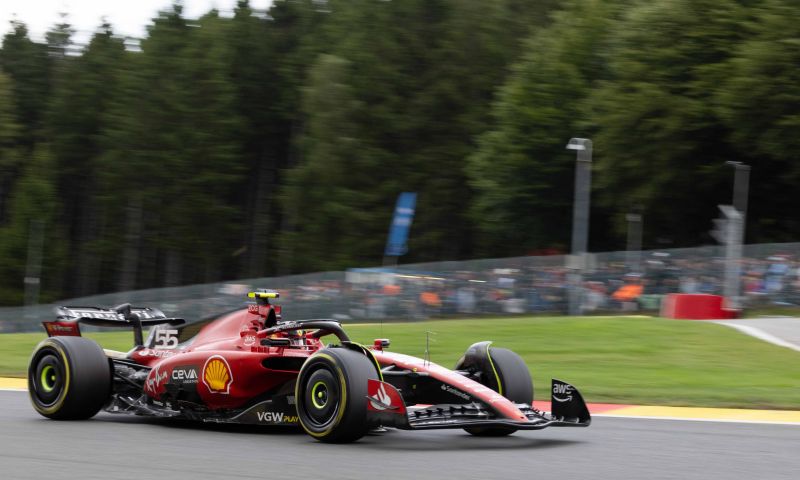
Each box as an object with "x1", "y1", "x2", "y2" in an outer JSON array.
[
  {"x1": 457, "y1": 345, "x2": 533, "y2": 437},
  {"x1": 295, "y1": 348, "x2": 378, "y2": 443},
  {"x1": 28, "y1": 337, "x2": 112, "y2": 420}
]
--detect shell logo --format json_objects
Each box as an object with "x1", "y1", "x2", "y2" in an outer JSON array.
[{"x1": 202, "y1": 355, "x2": 233, "y2": 394}]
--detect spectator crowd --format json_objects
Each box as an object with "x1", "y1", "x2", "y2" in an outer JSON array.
[
  {"x1": 273, "y1": 251, "x2": 800, "y2": 321},
  {"x1": 5, "y1": 247, "x2": 800, "y2": 332}
]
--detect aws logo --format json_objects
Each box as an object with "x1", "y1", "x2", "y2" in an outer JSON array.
[
  {"x1": 553, "y1": 382, "x2": 573, "y2": 403},
  {"x1": 203, "y1": 355, "x2": 233, "y2": 394}
]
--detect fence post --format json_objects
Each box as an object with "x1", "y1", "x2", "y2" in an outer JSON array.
[{"x1": 24, "y1": 219, "x2": 45, "y2": 308}]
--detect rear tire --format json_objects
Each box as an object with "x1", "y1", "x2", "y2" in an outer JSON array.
[
  {"x1": 295, "y1": 348, "x2": 379, "y2": 443},
  {"x1": 28, "y1": 337, "x2": 112, "y2": 420},
  {"x1": 460, "y1": 346, "x2": 533, "y2": 437}
]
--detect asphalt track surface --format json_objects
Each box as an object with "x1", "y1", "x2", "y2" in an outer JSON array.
[
  {"x1": 716, "y1": 317, "x2": 800, "y2": 352},
  {"x1": 2, "y1": 391, "x2": 798, "y2": 480}
]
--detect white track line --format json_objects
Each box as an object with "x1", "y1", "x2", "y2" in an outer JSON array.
[
  {"x1": 714, "y1": 321, "x2": 800, "y2": 352},
  {"x1": 595, "y1": 413, "x2": 800, "y2": 426}
]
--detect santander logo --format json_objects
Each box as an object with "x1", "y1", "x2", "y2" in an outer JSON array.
[
  {"x1": 366, "y1": 379, "x2": 406, "y2": 414},
  {"x1": 369, "y1": 383, "x2": 393, "y2": 410}
]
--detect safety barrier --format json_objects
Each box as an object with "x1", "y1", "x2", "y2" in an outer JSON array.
[{"x1": 1, "y1": 242, "x2": 799, "y2": 332}]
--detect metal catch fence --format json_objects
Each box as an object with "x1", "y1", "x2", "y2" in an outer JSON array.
[{"x1": 2, "y1": 242, "x2": 799, "y2": 332}]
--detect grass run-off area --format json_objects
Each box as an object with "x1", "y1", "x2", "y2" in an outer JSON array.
[{"x1": 1, "y1": 316, "x2": 798, "y2": 409}]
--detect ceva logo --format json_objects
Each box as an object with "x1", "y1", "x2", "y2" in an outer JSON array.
[{"x1": 172, "y1": 368, "x2": 198, "y2": 382}]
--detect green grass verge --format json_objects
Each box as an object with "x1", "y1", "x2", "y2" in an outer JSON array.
[
  {"x1": 2, "y1": 316, "x2": 798, "y2": 409},
  {"x1": 0, "y1": 331, "x2": 135, "y2": 378}
]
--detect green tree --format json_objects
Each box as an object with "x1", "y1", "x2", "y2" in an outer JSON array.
[
  {"x1": 0, "y1": 21, "x2": 50, "y2": 150},
  {"x1": 717, "y1": 0, "x2": 800, "y2": 240},
  {"x1": 45, "y1": 13, "x2": 75, "y2": 59},
  {"x1": 47, "y1": 23, "x2": 126, "y2": 296},
  {"x1": 406, "y1": 0, "x2": 559, "y2": 260},
  {"x1": 468, "y1": 0, "x2": 620, "y2": 255},
  {"x1": 0, "y1": 72, "x2": 21, "y2": 224},
  {"x1": 280, "y1": 54, "x2": 380, "y2": 272},
  {"x1": 228, "y1": 0, "x2": 328, "y2": 277},
  {"x1": 282, "y1": 0, "x2": 563, "y2": 270},
  {"x1": 589, "y1": 0, "x2": 751, "y2": 247},
  {"x1": 100, "y1": 5, "x2": 244, "y2": 289},
  {"x1": 0, "y1": 21, "x2": 51, "y2": 229},
  {"x1": 171, "y1": 10, "x2": 245, "y2": 284},
  {"x1": 0, "y1": 145, "x2": 64, "y2": 305},
  {"x1": 281, "y1": 0, "x2": 449, "y2": 270}
]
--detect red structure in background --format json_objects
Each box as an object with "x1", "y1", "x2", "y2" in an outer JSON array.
[{"x1": 660, "y1": 294, "x2": 739, "y2": 320}]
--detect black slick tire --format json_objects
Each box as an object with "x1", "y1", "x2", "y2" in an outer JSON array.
[
  {"x1": 464, "y1": 346, "x2": 533, "y2": 437},
  {"x1": 295, "y1": 347, "x2": 378, "y2": 443},
  {"x1": 28, "y1": 336, "x2": 112, "y2": 420}
]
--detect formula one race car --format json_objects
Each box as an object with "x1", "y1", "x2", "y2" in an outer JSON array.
[{"x1": 28, "y1": 290, "x2": 590, "y2": 443}]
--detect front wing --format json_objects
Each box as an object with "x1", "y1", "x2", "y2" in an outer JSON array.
[{"x1": 367, "y1": 378, "x2": 591, "y2": 431}]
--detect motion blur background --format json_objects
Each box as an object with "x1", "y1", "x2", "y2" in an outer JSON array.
[{"x1": 0, "y1": 0, "x2": 798, "y2": 322}]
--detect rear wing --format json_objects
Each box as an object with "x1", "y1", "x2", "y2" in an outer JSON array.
[{"x1": 43, "y1": 304, "x2": 185, "y2": 347}]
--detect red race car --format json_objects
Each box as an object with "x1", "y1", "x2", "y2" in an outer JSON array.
[{"x1": 28, "y1": 290, "x2": 590, "y2": 443}]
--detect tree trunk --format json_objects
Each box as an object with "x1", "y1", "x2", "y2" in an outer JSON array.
[
  {"x1": 118, "y1": 196, "x2": 142, "y2": 292},
  {"x1": 75, "y1": 198, "x2": 99, "y2": 296},
  {"x1": 247, "y1": 149, "x2": 272, "y2": 278},
  {"x1": 165, "y1": 249, "x2": 182, "y2": 287},
  {"x1": 277, "y1": 120, "x2": 301, "y2": 275}
]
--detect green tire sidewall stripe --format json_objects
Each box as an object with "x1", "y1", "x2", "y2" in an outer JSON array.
[{"x1": 485, "y1": 343, "x2": 503, "y2": 396}]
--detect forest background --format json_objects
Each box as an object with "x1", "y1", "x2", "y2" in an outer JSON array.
[{"x1": 0, "y1": 0, "x2": 796, "y2": 305}]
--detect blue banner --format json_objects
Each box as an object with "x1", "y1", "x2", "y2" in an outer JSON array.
[{"x1": 384, "y1": 192, "x2": 417, "y2": 257}]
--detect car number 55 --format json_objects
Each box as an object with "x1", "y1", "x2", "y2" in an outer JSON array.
[{"x1": 154, "y1": 329, "x2": 179, "y2": 349}]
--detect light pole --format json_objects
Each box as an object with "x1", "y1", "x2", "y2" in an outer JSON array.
[
  {"x1": 723, "y1": 161, "x2": 749, "y2": 310},
  {"x1": 725, "y1": 161, "x2": 750, "y2": 225},
  {"x1": 625, "y1": 212, "x2": 643, "y2": 273},
  {"x1": 566, "y1": 138, "x2": 592, "y2": 316}
]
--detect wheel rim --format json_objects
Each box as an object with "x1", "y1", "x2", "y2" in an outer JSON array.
[
  {"x1": 311, "y1": 381, "x2": 329, "y2": 409},
  {"x1": 31, "y1": 352, "x2": 64, "y2": 406},
  {"x1": 40, "y1": 365, "x2": 57, "y2": 392},
  {"x1": 302, "y1": 367, "x2": 340, "y2": 428}
]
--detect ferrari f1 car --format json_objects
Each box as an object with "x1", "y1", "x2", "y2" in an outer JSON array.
[{"x1": 28, "y1": 290, "x2": 590, "y2": 443}]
